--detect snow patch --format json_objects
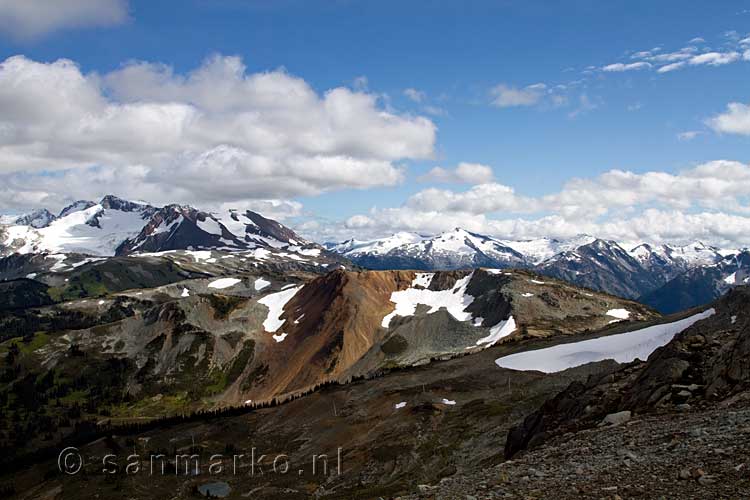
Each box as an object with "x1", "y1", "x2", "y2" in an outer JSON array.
[
  {"x1": 606, "y1": 308, "x2": 630, "y2": 320},
  {"x1": 381, "y1": 272, "x2": 474, "y2": 328},
  {"x1": 254, "y1": 278, "x2": 271, "y2": 291},
  {"x1": 289, "y1": 246, "x2": 321, "y2": 257},
  {"x1": 441, "y1": 398, "x2": 456, "y2": 405},
  {"x1": 394, "y1": 402, "x2": 407, "y2": 409},
  {"x1": 724, "y1": 272, "x2": 737, "y2": 285},
  {"x1": 521, "y1": 293, "x2": 534, "y2": 298},
  {"x1": 246, "y1": 248, "x2": 271, "y2": 261},
  {"x1": 475, "y1": 316, "x2": 516, "y2": 346},
  {"x1": 196, "y1": 216, "x2": 224, "y2": 236},
  {"x1": 181, "y1": 288, "x2": 190, "y2": 297},
  {"x1": 258, "y1": 285, "x2": 304, "y2": 333},
  {"x1": 495, "y1": 309, "x2": 715, "y2": 373},
  {"x1": 208, "y1": 277, "x2": 241, "y2": 289},
  {"x1": 185, "y1": 250, "x2": 214, "y2": 262},
  {"x1": 412, "y1": 272, "x2": 434, "y2": 288},
  {"x1": 49, "y1": 254, "x2": 68, "y2": 271}
]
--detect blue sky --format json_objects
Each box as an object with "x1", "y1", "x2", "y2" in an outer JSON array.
[{"x1": 1, "y1": 0, "x2": 750, "y2": 245}]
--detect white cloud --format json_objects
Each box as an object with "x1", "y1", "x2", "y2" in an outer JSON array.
[
  {"x1": 653, "y1": 48, "x2": 742, "y2": 72},
  {"x1": 418, "y1": 163, "x2": 494, "y2": 184},
  {"x1": 707, "y1": 102, "x2": 750, "y2": 135},
  {"x1": 602, "y1": 62, "x2": 651, "y2": 72},
  {"x1": 647, "y1": 46, "x2": 698, "y2": 63},
  {"x1": 0, "y1": 54, "x2": 436, "y2": 211},
  {"x1": 688, "y1": 51, "x2": 741, "y2": 66},
  {"x1": 404, "y1": 88, "x2": 426, "y2": 102},
  {"x1": 657, "y1": 62, "x2": 686, "y2": 73},
  {"x1": 0, "y1": 0, "x2": 128, "y2": 40},
  {"x1": 352, "y1": 76, "x2": 368, "y2": 91},
  {"x1": 212, "y1": 199, "x2": 303, "y2": 221},
  {"x1": 677, "y1": 131, "x2": 701, "y2": 141},
  {"x1": 338, "y1": 160, "x2": 750, "y2": 247},
  {"x1": 405, "y1": 183, "x2": 534, "y2": 214},
  {"x1": 568, "y1": 94, "x2": 598, "y2": 118},
  {"x1": 490, "y1": 83, "x2": 547, "y2": 108},
  {"x1": 338, "y1": 206, "x2": 750, "y2": 248},
  {"x1": 422, "y1": 105, "x2": 446, "y2": 116}
]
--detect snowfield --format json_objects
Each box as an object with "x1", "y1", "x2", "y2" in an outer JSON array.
[
  {"x1": 495, "y1": 309, "x2": 715, "y2": 373},
  {"x1": 381, "y1": 272, "x2": 474, "y2": 327},
  {"x1": 207, "y1": 278, "x2": 242, "y2": 289},
  {"x1": 258, "y1": 285, "x2": 304, "y2": 334},
  {"x1": 4, "y1": 204, "x2": 146, "y2": 256}
]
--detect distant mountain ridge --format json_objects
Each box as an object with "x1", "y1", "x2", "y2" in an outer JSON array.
[{"x1": 327, "y1": 229, "x2": 741, "y2": 308}]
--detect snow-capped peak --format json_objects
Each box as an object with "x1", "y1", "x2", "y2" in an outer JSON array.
[
  {"x1": 626, "y1": 240, "x2": 723, "y2": 269},
  {"x1": 13, "y1": 208, "x2": 57, "y2": 229},
  {"x1": 0, "y1": 196, "x2": 316, "y2": 258},
  {"x1": 499, "y1": 234, "x2": 596, "y2": 264}
]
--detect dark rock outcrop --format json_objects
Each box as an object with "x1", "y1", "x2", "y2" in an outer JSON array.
[{"x1": 505, "y1": 286, "x2": 750, "y2": 459}]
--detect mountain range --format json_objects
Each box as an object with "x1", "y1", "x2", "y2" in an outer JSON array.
[
  {"x1": 327, "y1": 229, "x2": 744, "y2": 312},
  {"x1": 2, "y1": 196, "x2": 748, "y2": 313}
]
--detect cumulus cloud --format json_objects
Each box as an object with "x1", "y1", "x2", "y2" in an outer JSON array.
[
  {"x1": 0, "y1": 54, "x2": 436, "y2": 212},
  {"x1": 406, "y1": 183, "x2": 534, "y2": 214},
  {"x1": 707, "y1": 102, "x2": 750, "y2": 135},
  {"x1": 418, "y1": 162, "x2": 494, "y2": 184},
  {"x1": 0, "y1": 0, "x2": 128, "y2": 40},
  {"x1": 337, "y1": 160, "x2": 750, "y2": 247},
  {"x1": 212, "y1": 199, "x2": 303, "y2": 221},
  {"x1": 490, "y1": 83, "x2": 547, "y2": 107},
  {"x1": 337, "y1": 206, "x2": 750, "y2": 248}
]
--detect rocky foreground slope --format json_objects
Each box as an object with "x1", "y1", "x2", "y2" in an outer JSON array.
[
  {"x1": 417, "y1": 286, "x2": 750, "y2": 500},
  {"x1": 3, "y1": 285, "x2": 740, "y2": 499}
]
